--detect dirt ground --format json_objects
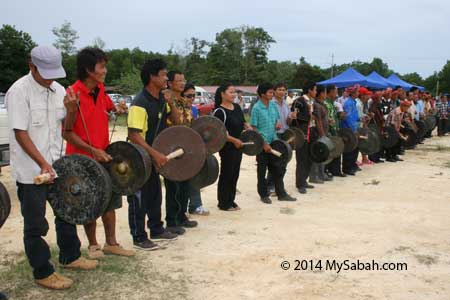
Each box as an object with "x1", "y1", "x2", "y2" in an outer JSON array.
[{"x1": 1, "y1": 127, "x2": 450, "y2": 300}]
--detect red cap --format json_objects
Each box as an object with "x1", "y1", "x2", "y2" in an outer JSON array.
[
  {"x1": 400, "y1": 100, "x2": 412, "y2": 107},
  {"x1": 359, "y1": 87, "x2": 373, "y2": 96}
]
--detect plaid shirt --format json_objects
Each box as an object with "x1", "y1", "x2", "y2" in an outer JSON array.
[
  {"x1": 436, "y1": 101, "x2": 448, "y2": 119},
  {"x1": 386, "y1": 107, "x2": 404, "y2": 132}
]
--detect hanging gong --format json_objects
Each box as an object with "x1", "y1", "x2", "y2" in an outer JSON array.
[
  {"x1": 188, "y1": 154, "x2": 219, "y2": 190},
  {"x1": 104, "y1": 141, "x2": 152, "y2": 195},
  {"x1": 381, "y1": 126, "x2": 400, "y2": 149},
  {"x1": 240, "y1": 130, "x2": 264, "y2": 156},
  {"x1": 329, "y1": 136, "x2": 345, "y2": 159},
  {"x1": 339, "y1": 128, "x2": 358, "y2": 153},
  {"x1": 48, "y1": 154, "x2": 113, "y2": 225},
  {"x1": 152, "y1": 126, "x2": 207, "y2": 182},
  {"x1": 310, "y1": 136, "x2": 335, "y2": 163},
  {"x1": 191, "y1": 116, "x2": 228, "y2": 154},
  {"x1": 270, "y1": 139, "x2": 293, "y2": 165},
  {"x1": 0, "y1": 181, "x2": 11, "y2": 229}
]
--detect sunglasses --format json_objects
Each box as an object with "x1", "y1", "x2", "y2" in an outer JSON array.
[{"x1": 184, "y1": 94, "x2": 195, "y2": 99}]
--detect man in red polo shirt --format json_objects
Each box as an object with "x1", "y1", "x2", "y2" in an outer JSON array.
[{"x1": 63, "y1": 47, "x2": 134, "y2": 259}]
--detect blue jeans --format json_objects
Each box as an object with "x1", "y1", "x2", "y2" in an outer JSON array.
[{"x1": 188, "y1": 184, "x2": 202, "y2": 212}]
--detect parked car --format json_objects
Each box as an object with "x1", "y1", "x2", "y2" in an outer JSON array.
[
  {"x1": 193, "y1": 96, "x2": 215, "y2": 116},
  {"x1": 107, "y1": 93, "x2": 122, "y2": 103},
  {"x1": 0, "y1": 93, "x2": 9, "y2": 166},
  {"x1": 243, "y1": 96, "x2": 256, "y2": 113}
]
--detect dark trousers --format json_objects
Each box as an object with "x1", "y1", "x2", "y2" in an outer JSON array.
[
  {"x1": 256, "y1": 152, "x2": 286, "y2": 198},
  {"x1": 438, "y1": 118, "x2": 448, "y2": 136},
  {"x1": 295, "y1": 143, "x2": 312, "y2": 188},
  {"x1": 368, "y1": 150, "x2": 382, "y2": 162},
  {"x1": 164, "y1": 179, "x2": 189, "y2": 226},
  {"x1": 17, "y1": 183, "x2": 81, "y2": 280},
  {"x1": 267, "y1": 163, "x2": 287, "y2": 189},
  {"x1": 127, "y1": 168, "x2": 164, "y2": 242},
  {"x1": 386, "y1": 140, "x2": 401, "y2": 158},
  {"x1": 342, "y1": 148, "x2": 359, "y2": 173},
  {"x1": 326, "y1": 155, "x2": 342, "y2": 175},
  {"x1": 218, "y1": 145, "x2": 243, "y2": 210}
]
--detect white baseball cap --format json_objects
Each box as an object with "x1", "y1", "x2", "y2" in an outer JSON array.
[{"x1": 31, "y1": 45, "x2": 66, "y2": 79}]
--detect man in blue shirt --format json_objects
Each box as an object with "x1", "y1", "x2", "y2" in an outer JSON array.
[
  {"x1": 250, "y1": 82, "x2": 296, "y2": 204},
  {"x1": 341, "y1": 85, "x2": 360, "y2": 175}
]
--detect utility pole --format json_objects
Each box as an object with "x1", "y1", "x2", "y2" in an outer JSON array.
[{"x1": 331, "y1": 53, "x2": 335, "y2": 77}]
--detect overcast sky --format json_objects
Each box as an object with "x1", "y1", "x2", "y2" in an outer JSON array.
[{"x1": 3, "y1": 0, "x2": 449, "y2": 78}]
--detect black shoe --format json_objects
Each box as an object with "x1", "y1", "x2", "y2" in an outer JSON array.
[
  {"x1": 133, "y1": 239, "x2": 160, "y2": 251},
  {"x1": 278, "y1": 194, "x2": 297, "y2": 201},
  {"x1": 305, "y1": 184, "x2": 315, "y2": 189},
  {"x1": 322, "y1": 175, "x2": 333, "y2": 181},
  {"x1": 373, "y1": 159, "x2": 385, "y2": 163},
  {"x1": 355, "y1": 167, "x2": 362, "y2": 172},
  {"x1": 333, "y1": 173, "x2": 347, "y2": 177},
  {"x1": 151, "y1": 229, "x2": 178, "y2": 240},
  {"x1": 386, "y1": 158, "x2": 397, "y2": 162},
  {"x1": 180, "y1": 219, "x2": 198, "y2": 228},
  {"x1": 167, "y1": 226, "x2": 186, "y2": 235},
  {"x1": 261, "y1": 196, "x2": 272, "y2": 204},
  {"x1": 343, "y1": 171, "x2": 355, "y2": 176},
  {"x1": 309, "y1": 179, "x2": 324, "y2": 184},
  {"x1": 297, "y1": 187, "x2": 307, "y2": 194}
]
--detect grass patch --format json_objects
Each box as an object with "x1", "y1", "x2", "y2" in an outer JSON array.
[{"x1": 0, "y1": 247, "x2": 190, "y2": 300}]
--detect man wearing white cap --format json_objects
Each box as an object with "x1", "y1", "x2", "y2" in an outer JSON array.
[{"x1": 5, "y1": 45, "x2": 98, "y2": 290}]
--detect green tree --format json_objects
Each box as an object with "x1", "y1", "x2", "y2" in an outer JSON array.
[
  {"x1": 52, "y1": 20, "x2": 79, "y2": 55},
  {"x1": 292, "y1": 57, "x2": 325, "y2": 89},
  {"x1": 0, "y1": 24, "x2": 36, "y2": 91},
  {"x1": 241, "y1": 26, "x2": 275, "y2": 84},
  {"x1": 400, "y1": 72, "x2": 424, "y2": 86},
  {"x1": 369, "y1": 57, "x2": 391, "y2": 77},
  {"x1": 92, "y1": 37, "x2": 106, "y2": 50},
  {"x1": 114, "y1": 67, "x2": 142, "y2": 95},
  {"x1": 206, "y1": 28, "x2": 243, "y2": 84},
  {"x1": 437, "y1": 60, "x2": 450, "y2": 94}
]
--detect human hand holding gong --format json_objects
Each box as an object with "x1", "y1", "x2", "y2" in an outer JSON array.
[
  {"x1": 92, "y1": 148, "x2": 113, "y2": 163},
  {"x1": 64, "y1": 87, "x2": 79, "y2": 113},
  {"x1": 115, "y1": 100, "x2": 128, "y2": 114}
]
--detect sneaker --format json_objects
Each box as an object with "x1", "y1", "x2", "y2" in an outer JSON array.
[
  {"x1": 167, "y1": 226, "x2": 186, "y2": 235},
  {"x1": 63, "y1": 257, "x2": 98, "y2": 270},
  {"x1": 151, "y1": 229, "x2": 178, "y2": 241},
  {"x1": 133, "y1": 239, "x2": 160, "y2": 251},
  {"x1": 103, "y1": 244, "x2": 135, "y2": 257},
  {"x1": 35, "y1": 272, "x2": 73, "y2": 290},
  {"x1": 260, "y1": 196, "x2": 272, "y2": 204},
  {"x1": 87, "y1": 244, "x2": 104, "y2": 259},
  {"x1": 190, "y1": 206, "x2": 210, "y2": 216},
  {"x1": 278, "y1": 194, "x2": 297, "y2": 201},
  {"x1": 180, "y1": 219, "x2": 198, "y2": 228}
]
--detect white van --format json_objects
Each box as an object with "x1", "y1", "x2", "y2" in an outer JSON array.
[{"x1": 0, "y1": 94, "x2": 9, "y2": 166}]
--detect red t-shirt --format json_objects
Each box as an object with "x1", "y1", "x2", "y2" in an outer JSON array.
[{"x1": 65, "y1": 80, "x2": 115, "y2": 157}]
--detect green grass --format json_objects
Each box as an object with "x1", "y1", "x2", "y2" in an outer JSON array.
[{"x1": 0, "y1": 248, "x2": 190, "y2": 300}]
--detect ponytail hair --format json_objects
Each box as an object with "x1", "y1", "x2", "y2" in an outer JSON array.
[{"x1": 214, "y1": 83, "x2": 233, "y2": 109}]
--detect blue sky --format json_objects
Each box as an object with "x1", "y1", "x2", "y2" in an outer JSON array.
[{"x1": 3, "y1": 0, "x2": 449, "y2": 77}]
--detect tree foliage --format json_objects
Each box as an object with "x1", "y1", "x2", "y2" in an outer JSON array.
[
  {"x1": 1, "y1": 24, "x2": 449, "y2": 95},
  {"x1": 0, "y1": 24, "x2": 36, "y2": 91},
  {"x1": 52, "y1": 20, "x2": 79, "y2": 55}
]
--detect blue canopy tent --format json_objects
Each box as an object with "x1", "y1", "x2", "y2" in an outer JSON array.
[
  {"x1": 367, "y1": 71, "x2": 396, "y2": 88},
  {"x1": 317, "y1": 67, "x2": 388, "y2": 89},
  {"x1": 386, "y1": 74, "x2": 425, "y2": 91}
]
